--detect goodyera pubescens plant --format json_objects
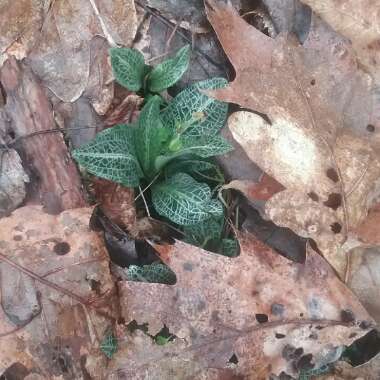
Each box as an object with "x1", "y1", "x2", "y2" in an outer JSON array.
[{"x1": 73, "y1": 45, "x2": 238, "y2": 257}]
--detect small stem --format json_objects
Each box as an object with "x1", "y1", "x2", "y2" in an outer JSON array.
[
  {"x1": 139, "y1": 185, "x2": 151, "y2": 217},
  {"x1": 135, "y1": 173, "x2": 160, "y2": 201}
]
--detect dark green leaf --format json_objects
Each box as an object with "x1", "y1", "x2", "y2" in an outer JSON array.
[
  {"x1": 100, "y1": 331, "x2": 118, "y2": 358},
  {"x1": 110, "y1": 47, "x2": 145, "y2": 91},
  {"x1": 220, "y1": 238, "x2": 239, "y2": 257},
  {"x1": 147, "y1": 45, "x2": 191, "y2": 92},
  {"x1": 134, "y1": 96, "x2": 170, "y2": 176},
  {"x1": 72, "y1": 124, "x2": 142, "y2": 187},
  {"x1": 161, "y1": 78, "x2": 228, "y2": 137},
  {"x1": 165, "y1": 158, "x2": 224, "y2": 182},
  {"x1": 127, "y1": 263, "x2": 176, "y2": 285},
  {"x1": 152, "y1": 173, "x2": 223, "y2": 225},
  {"x1": 184, "y1": 217, "x2": 223, "y2": 247},
  {"x1": 155, "y1": 135, "x2": 233, "y2": 170}
]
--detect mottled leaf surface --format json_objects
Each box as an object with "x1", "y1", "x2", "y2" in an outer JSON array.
[
  {"x1": 72, "y1": 124, "x2": 142, "y2": 187},
  {"x1": 148, "y1": 45, "x2": 191, "y2": 92},
  {"x1": 152, "y1": 173, "x2": 223, "y2": 225},
  {"x1": 161, "y1": 78, "x2": 228, "y2": 137},
  {"x1": 110, "y1": 47, "x2": 146, "y2": 91}
]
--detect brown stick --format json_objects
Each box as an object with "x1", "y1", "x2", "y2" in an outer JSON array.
[{"x1": 0, "y1": 57, "x2": 86, "y2": 213}]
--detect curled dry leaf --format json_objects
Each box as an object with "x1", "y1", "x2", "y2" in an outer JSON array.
[
  {"x1": 222, "y1": 174, "x2": 284, "y2": 202},
  {"x1": 205, "y1": 0, "x2": 380, "y2": 276},
  {"x1": 0, "y1": 206, "x2": 117, "y2": 378},
  {"x1": 112, "y1": 234, "x2": 373, "y2": 379}
]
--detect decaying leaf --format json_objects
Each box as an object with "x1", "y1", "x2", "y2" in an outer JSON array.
[
  {"x1": 93, "y1": 177, "x2": 136, "y2": 230},
  {"x1": 345, "y1": 245, "x2": 380, "y2": 325},
  {"x1": 22, "y1": 0, "x2": 138, "y2": 103},
  {"x1": 111, "y1": 234, "x2": 373, "y2": 379},
  {"x1": 0, "y1": 0, "x2": 44, "y2": 65},
  {"x1": 0, "y1": 148, "x2": 29, "y2": 217},
  {"x1": 300, "y1": 0, "x2": 380, "y2": 87},
  {"x1": 0, "y1": 206, "x2": 117, "y2": 378},
  {"x1": 222, "y1": 175, "x2": 285, "y2": 202},
  {"x1": 205, "y1": 0, "x2": 380, "y2": 277},
  {"x1": 354, "y1": 203, "x2": 380, "y2": 245}
]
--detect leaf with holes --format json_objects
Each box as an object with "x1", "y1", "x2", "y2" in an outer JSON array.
[
  {"x1": 147, "y1": 45, "x2": 191, "y2": 92},
  {"x1": 205, "y1": 0, "x2": 380, "y2": 277},
  {"x1": 113, "y1": 233, "x2": 374, "y2": 379},
  {"x1": 152, "y1": 173, "x2": 223, "y2": 226},
  {"x1": 110, "y1": 47, "x2": 146, "y2": 91},
  {"x1": 134, "y1": 96, "x2": 171, "y2": 177},
  {"x1": 161, "y1": 78, "x2": 228, "y2": 138},
  {"x1": 72, "y1": 124, "x2": 142, "y2": 187}
]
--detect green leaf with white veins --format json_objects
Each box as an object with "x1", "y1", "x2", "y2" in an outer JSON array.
[
  {"x1": 152, "y1": 173, "x2": 223, "y2": 225},
  {"x1": 110, "y1": 47, "x2": 146, "y2": 91},
  {"x1": 164, "y1": 158, "x2": 224, "y2": 182},
  {"x1": 155, "y1": 135, "x2": 233, "y2": 170},
  {"x1": 72, "y1": 124, "x2": 142, "y2": 187},
  {"x1": 161, "y1": 78, "x2": 228, "y2": 137},
  {"x1": 147, "y1": 45, "x2": 191, "y2": 92},
  {"x1": 134, "y1": 96, "x2": 170, "y2": 176},
  {"x1": 184, "y1": 216, "x2": 223, "y2": 247}
]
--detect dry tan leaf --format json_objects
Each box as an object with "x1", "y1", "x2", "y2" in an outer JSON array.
[
  {"x1": 111, "y1": 234, "x2": 373, "y2": 379},
  {"x1": 354, "y1": 203, "x2": 380, "y2": 245},
  {"x1": 0, "y1": 0, "x2": 44, "y2": 66},
  {"x1": 205, "y1": 0, "x2": 380, "y2": 276},
  {"x1": 0, "y1": 149, "x2": 29, "y2": 217},
  {"x1": 25, "y1": 0, "x2": 137, "y2": 103},
  {"x1": 0, "y1": 206, "x2": 117, "y2": 378},
  {"x1": 300, "y1": 0, "x2": 380, "y2": 85},
  {"x1": 346, "y1": 245, "x2": 380, "y2": 325}
]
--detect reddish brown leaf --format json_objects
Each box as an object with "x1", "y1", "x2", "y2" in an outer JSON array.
[
  {"x1": 354, "y1": 203, "x2": 380, "y2": 245},
  {"x1": 223, "y1": 174, "x2": 285, "y2": 201},
  {"x1": 93, "y1": 178, "x2": 136, "y2": 230},
  {"x1": 0, "y1": 206, "x2": 117, "y2": 378},
  {"x1": 112, "y1": 233, "x2": 373, "y2": 379}
]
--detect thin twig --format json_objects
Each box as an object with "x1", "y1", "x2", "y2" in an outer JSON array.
[
  {"x1": 139, "y1": 185, "x2": 151, "y2": 217},
  {"x1": 135, "y1": 173, "x2": 160, "y2": 201},
  {"x1": 0, "y1": 253, "x2": 115, "y2": 321},
  {"x1": 1, "y1": 126, "x2": 98, "y2": 150},
  {"x1": 165, "y1": 18, "x2": 183, "y2": 53},
  {"x1": 146, "y1": 52, "x2": 171, "y2": 63},
  {"x1": 346, "y1": 161, "x2": 370, "y2": 198},
  {"x1": 41, "y1": 256, "x2": 106, "y2": 278}
]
